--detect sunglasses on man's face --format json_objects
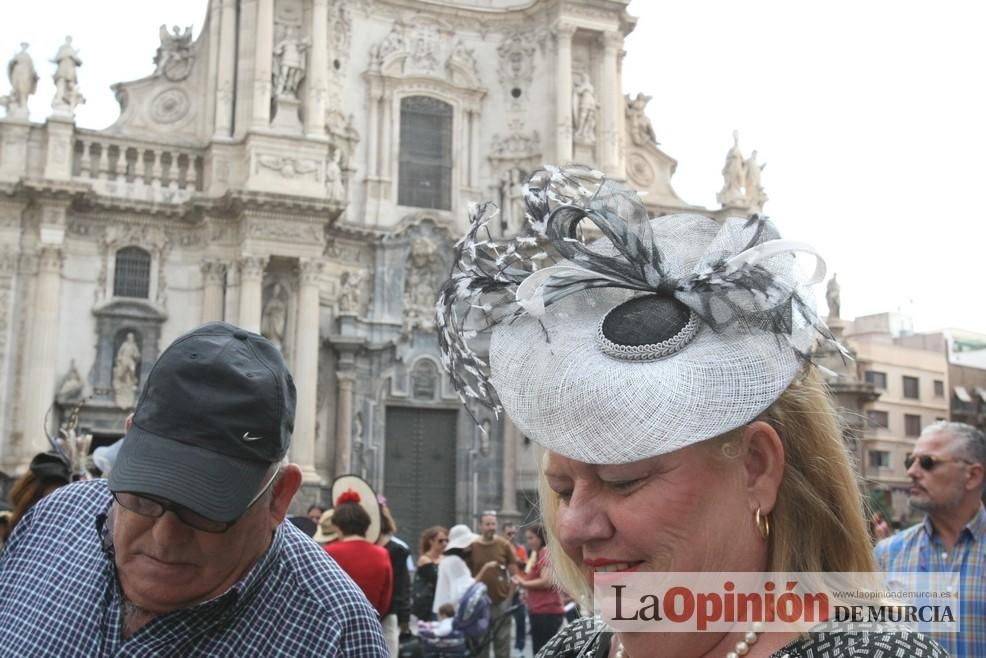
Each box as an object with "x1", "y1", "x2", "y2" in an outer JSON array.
[{"x1": 905, "y1": 454, "x2": 971, "y2": 471}]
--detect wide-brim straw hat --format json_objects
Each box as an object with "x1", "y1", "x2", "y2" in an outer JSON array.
[
  {"x1": 331, "y1": 474, "x2": 381, "y2": 543},
  {"x1": 437, "y1": 166, "x2": 842, "y2": 465},
  {"x1": 312, "y1": 508, "x2": 339, "y2": 544}
]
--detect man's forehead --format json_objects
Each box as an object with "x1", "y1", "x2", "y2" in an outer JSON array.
[{"x1": 916, "y1": 430, "x2": 956, "y2": 453}]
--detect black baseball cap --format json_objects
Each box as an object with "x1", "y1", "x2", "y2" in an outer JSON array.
[{"x1": 108, "y1": 322, "x2": 296, "y2": 523}]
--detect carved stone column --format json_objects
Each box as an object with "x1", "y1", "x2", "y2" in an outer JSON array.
[
  {"x1": 469, "y1": 109, "x2": 480, "y2": 188},
  {"x1": 43, "y1": 117, "x2": 75, "y2": 181},
  {"x1": 334, "y1": 371, "x2": 354, "y2": 477},
  {"x1": 237, "y1": 255, "x2": 268, "y2": 333},
  {"x1": 305, "y1": 0, "x2": 329, "y2": 137},
  {"x1": 251, "y1": 0, "x2": 274, "y2": 130},
  {"x1": 214, "y1": 0, "x2": 238, "y2": 137},
  {"x1": 293, "y1": 258, "x2": 322, "y2": 481},
  {"x1": 23, "y1": 245, "x2": 64, "y2": 455},
  {"x1": 200, "y1": 259, "x2": 227, "y2": 323},
  {"x1": 554, "y1": 24, "x2": 576, "y2": 163},
  {"x1": 599, "y1": 32, "x2": 622, "y2": 173},
  {"x1": 501, "y1": 417, "x2": 520, "y2": 514}
]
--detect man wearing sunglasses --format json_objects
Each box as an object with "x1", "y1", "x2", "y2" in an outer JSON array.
[
  {"x1": 875, "y1": 420, "x2": 986, "y2": 658},
  {"x1": 0, "y1": 322, "x2": 387, "y2": 656}
]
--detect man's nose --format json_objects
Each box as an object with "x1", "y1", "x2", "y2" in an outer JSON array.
[{"x1": 150, "y1": 510, "x2": 195, "y2": 545}]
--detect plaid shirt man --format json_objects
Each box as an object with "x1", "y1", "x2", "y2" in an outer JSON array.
[
  {"x1": 875, "y1": 504, "x2": 986, "y2": 658},
  {"x1": 0, "y1": 480, "x2": 387, "y2": 656}
]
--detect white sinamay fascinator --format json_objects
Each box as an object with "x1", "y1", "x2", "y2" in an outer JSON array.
[{"x1": 436, "y1": 166, "x2": 846, "y2": 464}]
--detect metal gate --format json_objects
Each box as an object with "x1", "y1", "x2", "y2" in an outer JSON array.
[{"x1": 383, "y1": 406, "x2": 458, "y2": 556}]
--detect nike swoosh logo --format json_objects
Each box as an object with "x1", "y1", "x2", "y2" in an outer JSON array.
[{"x1": 242, "y1": 432, "x2": 264, "y2": 442}]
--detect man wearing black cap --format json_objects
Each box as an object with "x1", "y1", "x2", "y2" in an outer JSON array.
[{"x1": 0, "y1": 322, "x2": 387, "y2": 656}]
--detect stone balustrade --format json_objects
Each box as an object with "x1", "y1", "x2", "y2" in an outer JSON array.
[{"x1": 72, "y1": 131, "x2": 204, "y2": 203}]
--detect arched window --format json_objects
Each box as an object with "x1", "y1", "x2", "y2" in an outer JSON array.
[
  {"x1": 398, "y1": 96, "x2": 452, "y2": 210},
  {"x1": 113, "y1": 246, "x2": 151, "y2": 298}
]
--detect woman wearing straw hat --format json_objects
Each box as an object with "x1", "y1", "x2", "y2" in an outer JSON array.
[{"x1": 437, "y1": 167, "x2": 947, "y2": 658}]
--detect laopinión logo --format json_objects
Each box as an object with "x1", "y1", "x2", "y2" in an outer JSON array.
[{"x1": 592, "y1": 571, "x2": 960, "y2": 634}]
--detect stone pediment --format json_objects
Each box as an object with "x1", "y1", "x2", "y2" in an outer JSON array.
[
  {"x1": 101, "y1": 23, "x2": 208, "y2": 144},
  {"x1": 369, "y1": 17, "x2": 481, "y2": 90},
  {"x1": 92, "y1": 297, "x2": 166, "y2": 322}
]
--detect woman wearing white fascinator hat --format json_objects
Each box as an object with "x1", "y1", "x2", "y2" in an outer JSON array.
[{"x1": 436, "y1": 166, "x2": 947, "y2": 658}]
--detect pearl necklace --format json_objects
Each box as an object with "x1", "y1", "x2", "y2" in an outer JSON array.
[{"x1": 614, "y1": 623, "x2": 763, "y2": 658}]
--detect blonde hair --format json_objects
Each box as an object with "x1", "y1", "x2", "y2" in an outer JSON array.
[{"x1": 539, "y1": 366, "x2": 875, "y2": 602}]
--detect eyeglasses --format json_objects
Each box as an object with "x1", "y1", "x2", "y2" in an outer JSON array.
[
  {"x1": 905, "y1": 454, "x2": 972, "y2": 471},
  {"x1": 113, "y1": 470, "x2": 278, "y2": 533}
]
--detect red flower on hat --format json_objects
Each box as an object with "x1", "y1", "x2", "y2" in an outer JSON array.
[{"x1": 336, "y1": 489, "x2": 361, "y2": 506}]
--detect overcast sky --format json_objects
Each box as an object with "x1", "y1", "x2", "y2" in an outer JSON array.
[{"x1": 3, "y1": 1, "x2": 984, "y2": 332}]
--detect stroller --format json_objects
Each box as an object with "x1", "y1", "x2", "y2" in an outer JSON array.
[{"x1": 419, "y1": 582, "x2": 516, "y2": 658}]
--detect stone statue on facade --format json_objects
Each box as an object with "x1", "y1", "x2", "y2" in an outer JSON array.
[
  {"x1": 112, "y1": 332, "x2": 140, "y2": 410},
  {"x1": 326, "y1": 148, "x2": 345, "y2": 201},
  {"x1": 273, "y1": 28, "x2": 309, "y2": 100},
  {"x1": 56, "y1": 360, "x2": 84, "y2": 405},
  {"x1": 1, "y1": 43, "x2": 38, "y2": 120},
  {"x1": 572, "y1": 72, "x2": 598, "y2": 143},
  {"x1": 51, "y1": 36, "x2": 84, "y2": 114},
  {"x1": 498, "y1": 168, "x2": 526, "y2": 235},
  {"x1": 744, "y1": 149, "x2": 768, "y2": 213},
  {"x1": 154, "y1": 24, "x2": 194, "y2": 82},
  {"x1": 402, "y1": 239, "x2": 444, "y2": 336},
  {"x1": 826, "y1": 274, "x2": 841, "y2": 320},
  {"x1": 626, "y1": 92, "x2": 657, "y2": 146},
  {"x1": 262, "y1": 283, "x2": 288, "y2": 351},
  {"x1": 338, "y1": 270, "x2": 362, "y2": 315},
  {"x1": 717, "y1": 130, "x2": 746, "y2": 208}
]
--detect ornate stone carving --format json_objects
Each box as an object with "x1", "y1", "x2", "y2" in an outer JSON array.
[
  {"x1": 717, "y1": 130, "x2": 746, "y2": 208},
  {"x1": 238, "y1": 255, "x2": 269, "y2": 281},
  {"x1": 490, "y1": 130, "x2": 540, "y2": 160},
  {"x1": 248, "y1": 221, "x2": 323, "y2": 244},
  {"x1": 497, "y1": 167, "x2": 526, "y2": 235},
  {"x1": 262, "y1": 282, "x2": 289, "y2": 351},
  {"x1": 154, "y1": 25, "x2": 195, "y2": 82},
  {"x1": 256, "y1": 154, "x2": 319, "y2": 179},
  {"x1": 330, "y1": 2, "x2": 352, "y2": 58},
  {"x1": 326, "y1": 146, "x2": 345, "y2": 201},
  {"x1": 401, "y1": 238, "x2": 444, "y2": 336},
  {"x1": 572, "y1": 72, "x2": 598, "y2": 144},
  {"x1": 56, "y1": 359, "x2": 85, "y2": 405},
  {"x1": 744, "y1": 150, "x2": 767, "y2": 213},
  {"x1": 37, "y1": 245, "x2": 64, "y2": 273},
  {"x1": 200, "y1": 259, "x2": 227, "y2": 285},
  {"x1": 112, "y1": 331, "x2": 140, "y2": 410},
  {"x1": 826, "y1": 274, "x2": 841, "y2": 320},
  {"x1": 448, "y1": 39, "x2": 479, "y2": 83},
  {"x1": 626, "y1": 93, "x2": 657, "y2": 146},
  {"x1": 299, "y1": 258, "x2": 324, "y2": 286},
  {"x1": 626, "y1": 152, "x2": 656, "y2": 187},
  {"x1": 50, "y1": 36, "x2": 85, "y2": 115},
  {"x1": 273, "y1": 27, "x2": 309, "y2": 100},
  {"x1": 410, "y1": 359, "x2": 438, "y2": 400},
  {"x1": 716, "y1": 131, "x2": 766, "y2": 211},
  {"x1": 337, "y1": 269, "x2": 362, "y2": 314},
  {"x1": 149, "y1": 88, "x2": 190, "y2": 124},
  {"x1": 1, "y1": 43, "x2": 38, "y2": 119},
  {"x1": 369, "y1": 20, "x2": 407, "y2": 69},
  {"x1": 497, "y1": 32, "x2": 535, "y2": 108}
]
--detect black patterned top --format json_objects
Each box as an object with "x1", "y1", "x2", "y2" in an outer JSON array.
[{"x1": 536, "y1": 617, "x2": 949, "y2": 658}]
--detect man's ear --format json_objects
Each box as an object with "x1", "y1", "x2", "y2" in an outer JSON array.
[
  {"x1": 965, "y1": 462, "x2": 985, "y2": 493},
  {"x1": 124, "y1": 414, "x2": 133, "y2": 433},
  {"x1": 740, "y1": 421, "x2": 785, "y2": 515},
  {"x1": 268, "y1": 464, "x2": 302, "y2": 527}
]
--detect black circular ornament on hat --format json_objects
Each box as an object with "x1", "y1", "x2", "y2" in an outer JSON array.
[{"x1": 596, "y1": 294, "x2": 700, "y2": 361}]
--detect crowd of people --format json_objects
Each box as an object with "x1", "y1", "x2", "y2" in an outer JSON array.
[{"x1": 0, "y1": 164, "x2": 982, "y2": 657}]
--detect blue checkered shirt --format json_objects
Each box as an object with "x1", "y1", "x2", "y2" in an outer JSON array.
[
  {"x1": 875, "y1": 504, "x2": 986, "y2": 658},
  {"x1": 0, "y1": 480, "x2": 387, "y2": 656}
]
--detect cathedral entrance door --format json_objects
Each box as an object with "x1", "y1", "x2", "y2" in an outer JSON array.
[{"x1": 383, "y1": 406, "x2": 458, "y2": 555}]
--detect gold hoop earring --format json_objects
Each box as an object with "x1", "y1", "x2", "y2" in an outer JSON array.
[{"x1": 755, "y1": 507, "x2": 770, "y2": 541}]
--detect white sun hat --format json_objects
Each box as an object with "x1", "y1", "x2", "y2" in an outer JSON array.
[
  {"x1": 446, "y1": 523, "x2": 480, "y2": 551},
  {"x1": 437, "y1": 165, "x2": 844, "y2": 464}
]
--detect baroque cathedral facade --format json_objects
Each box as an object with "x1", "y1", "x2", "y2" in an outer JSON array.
[{"x1": 0, "y1": 0, "x2": 741, "y2": 541}]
